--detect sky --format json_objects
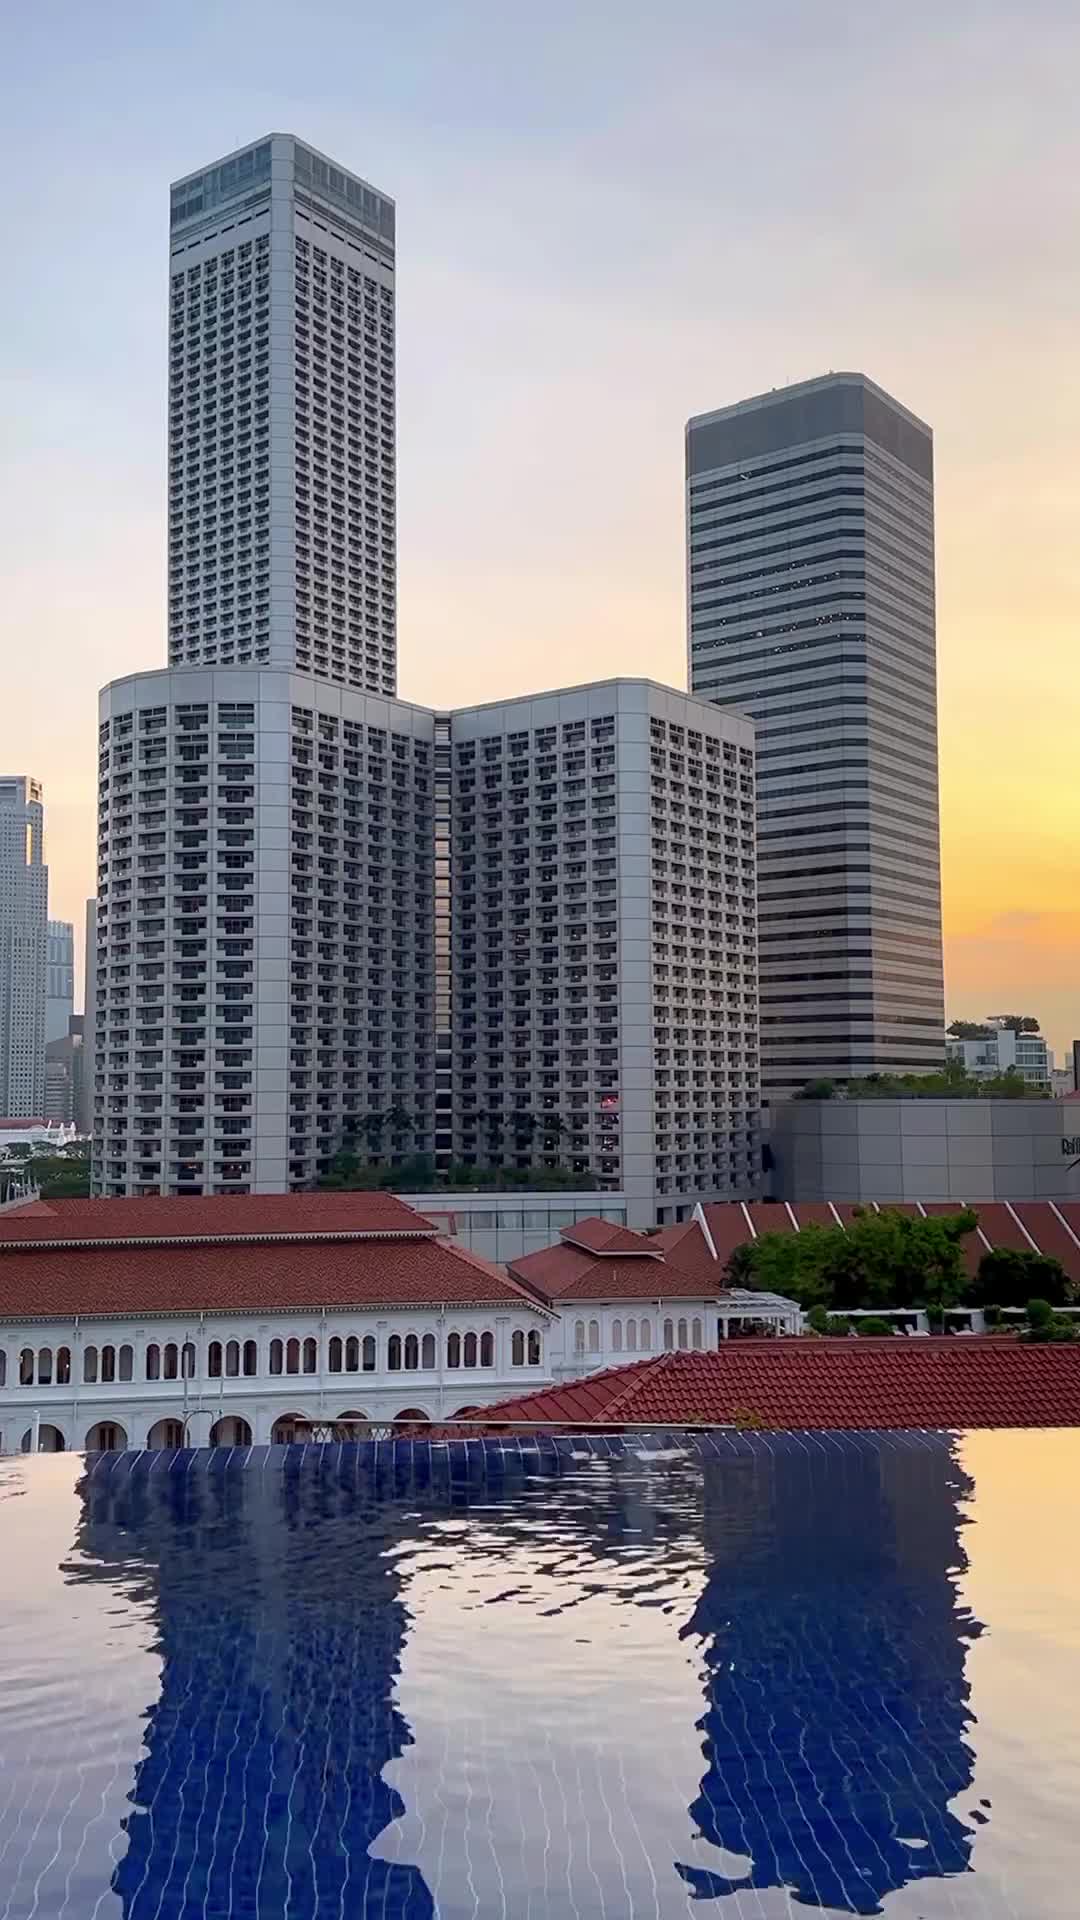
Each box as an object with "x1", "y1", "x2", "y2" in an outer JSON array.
[{"x1": 2, "y1": 0, "x2": 1078, "y2": 1051}]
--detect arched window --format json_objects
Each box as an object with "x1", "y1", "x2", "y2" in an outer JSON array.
[
  {"x1": 56, "y1": 1347, "x2": 71, "y2": 1385},
  {"x1": 118, "y1": 1345, "x2": 133, "y2": 1383},
  {"x1": 163, "y1": 1344, "x2": 178, "y2": 1381},
  {"x1": 677, "y1": 1318, "x2": 688, "y2": 1350},
  {"x1": 329, "y1": 1336, "x2": 343, "y2": 1373},
  {"x1": 182, "y1": 1343, "x2": 196, "y2": 1379},
  {"x1": 511, "y1": 1329, "x2": 525, "y2": 1366},
  {"x1": 243, "y1": 1340, "x2": 258, "y2": 1377},
  {"x1": 641, "y1": 1319, "x2": 652, "y2": 1351},
  {"x1": 83, "y1": 1346, "x2": 98, "y2": 1384},
  {"x1": 480, "y1": 1331, "x2": 494, "y2": 1367},
  {"x1": 662, "y1": 1319, "x2": 674, "y2": 1351},
  {"x1": 286, "y1": 1338, "x2": 300, "y2": 1375},
  {"x1": 527, "y1": 1329, "x2": 542, "y2": 1366},
  {"x1": 302, "y1": 1338, "x2": 318, "y2": 1374},
  {"x1": 463, "y1": 1332, "x2": 478, "y2": 1368},
  {"x1": 388, "y1": 1335, "x2": 402, "y2": 1371},
  {"x1": 19, "y1": 1347, "x2": 35, "y2": 1386},
  {"x1": 692, "y1": 1317, "x2": 703, "y2": 1351},
  {"x1": 100, "y1": 1346, "x2": 116, "y2": 1384},
  {"x1": 225, "y1": 1340, "x2": 240, "y2": 1378},
  {"x1": 611, "y1": 1319, "x2": 622, "y2": 1353},
  {"x1": 208, "y1": 1341, "x2": 223, "y2": 1378},
  {"x1": 346, "y1": 1336, "x2": 361, "y2": 1373},
  {"x1": 447, "y1": 1331, "x2": 461, "y2": 1369},
  {"x1": 404, "y1": 1334, "x2": 419, "y2": 1371},
  {"x1": 626, "y1": 1319, "x2": 637, "y2": 1353},
  {"x1": 588, "y1": 1320, "x2": 600, "y2": 1355},
  {"x1": 574, "y1": 1320, "x2": 586, "y2": 1357},
  {"x1": 270, "y1": 1339, "x2": 283, "y2": 1376},
  {"x1": 146, "y1": 1343, "x2": 161, "y2": 1381},
  {"x1": 36, "y1": 1347, "x2": 52, "y2": 1385},
  {"x1": 421, "y1": 1333, "x2": 436, "y2": 1369}
]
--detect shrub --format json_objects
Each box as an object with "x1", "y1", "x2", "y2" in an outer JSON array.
[
  {"x1": 806, "y1": 1305, "x2": 830, "y2": 1335},
  {"x1": 975, "y1": 1248, "x2": 1069, "y2": 1308},
  {"x1": 825, "y1": 1315, "x2": 852, "y2": 1337},
  {"x1": 1021, "y1": 1297, "x2": 1078, "y2": 1344},
  {"x1": 855, "y1": 1316, "x2": 895, "y2": 1337}
]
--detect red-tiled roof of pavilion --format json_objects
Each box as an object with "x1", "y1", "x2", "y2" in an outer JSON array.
[
  {"x1": 477, "y1": 1339, "x2": 1080, "y2": 1431},
  {"x1": 508, "y1": 1217, "x2": 730, "y2": 1301},
  {"x1": 0, "y1": 1231, "x2": 552, "y2": 1322},
  {"x1": 0, "y1": 1191, "x2": 439, "y2": 1247},
  {"x1": 558, "y1": 1218, "x2": 661, "y2": 1257}
]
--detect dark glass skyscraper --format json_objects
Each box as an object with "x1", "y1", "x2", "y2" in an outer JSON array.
[{"x1": 687, "y1": 373, "x2": 945, "y2": 1102}]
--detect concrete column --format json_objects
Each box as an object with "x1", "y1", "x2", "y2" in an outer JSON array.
[{"x1": 185, "y1": 1407, "x2": 213, "y2": 1447}]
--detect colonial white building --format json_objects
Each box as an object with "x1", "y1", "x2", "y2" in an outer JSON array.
[{"x1": 0, "y1": 1191, "x2": 799, "y2": 1453}]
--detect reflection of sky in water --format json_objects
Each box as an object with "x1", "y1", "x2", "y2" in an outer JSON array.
[{"x1": 0, "y1": 1433, "x2": 1078, "y2": 1916}]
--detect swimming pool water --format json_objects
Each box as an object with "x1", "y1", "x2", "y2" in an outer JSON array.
[{"x1": 1, "y1": 1429, "x2": 1079, "y2": 1917}]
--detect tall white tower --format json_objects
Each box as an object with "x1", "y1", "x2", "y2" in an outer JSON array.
[
  {"x1": 168, "y1": 135, "x2": 396, "y2": 694},
  {"x1": 0, "y1": 778, "x2": 48, "y2": 1117}
]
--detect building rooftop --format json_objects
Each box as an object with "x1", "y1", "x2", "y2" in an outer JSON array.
[
  {"x1": 507, "y1": 1215, "x2": 773, "y2": 1301},
  {"x1": 477, "y1": 1340, "x2": 1080, "y2": 1432},
  {"x1": 0, "y1": 1191, "x2": 558, "y2": 1322},
  {"x1": 0, "y1": 1190, "x2": 438, "y2": 1246}
]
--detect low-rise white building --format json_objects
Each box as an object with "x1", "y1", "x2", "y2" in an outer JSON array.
[
  {"x1": 0, "y1": 1191, "x2": 800, "y2": 1452},
  {"x1": 946, "y1": 1019, "x2": 1051, "y2": 1091}
]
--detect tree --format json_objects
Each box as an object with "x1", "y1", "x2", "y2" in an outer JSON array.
[
  {"x1": 21, "y1": 1149, "x2": 91, "y2": 1198},
  {"x1": 947, "y1": 1020, "x2": 992, "y2": 1039},
  {"x1": 317, "y1": 1149, "x2": 382, "y2": 1191},
  {"x1": 997, "y1": 1015, "x2": 1041, "y2": 1034},
  {"x1": 795, "y1": 1079, "x2": 836, "y2": 1100},
  {"x1": 973, "y1": 1247, "x2": 1069, "y2": 1308},
  {"x1": 383, "y1": 1105, "x2": 415, "y2": 1147},
  {"x1": 1021, "y1": 1298, "x2": 1078, "y2": 1343},
  {"x1": 725, "y1": 1207, "x2": 979, "y2": 1314}
]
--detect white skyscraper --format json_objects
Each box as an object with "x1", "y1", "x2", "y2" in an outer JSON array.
[
  {"x1": 0, "y1": 777, "x2": 48, "y2": 1117},
  {"x1": 686, "y1": 373, "x2": 944, "y2": 1104},
  {"x1": 93, "y1": 140, "x2": 761, "y2": 1217},
  {"x1": 94, "y1": 675, "x2": 758, "y2": 1215},
  {"x1": 168, "y1": 135, "x2": 396, "y2": 693}
]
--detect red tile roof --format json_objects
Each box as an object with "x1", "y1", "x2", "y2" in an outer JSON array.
[
  {"x1": 0, "y1": 1191, "x2": 437, "y2": 1246},
  {"x1": 0, "y1": 1232, "x2": 549, "y2": 1321},
  {"x1": 559, "y1": 1218, "x2": 660, "y2": 1256},
  {"x1": 478, "y1": 1340, "x2": 1080, "y2": 1431},
  {"x1": 509, "y1": 1218, "x2": 725, "y2": 1300}
]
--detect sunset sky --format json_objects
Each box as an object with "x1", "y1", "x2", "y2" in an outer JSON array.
[{"x1": 3, "y1": 0, "x2": 1078, "y2": 1052}]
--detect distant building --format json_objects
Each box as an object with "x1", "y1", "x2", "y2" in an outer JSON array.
[
  {"x1": 770, "y1": 1095, "x2": 1080, "y2": 1202},
  {"x1": 946, "y1": 1017, "x2": 1050, "y2": 1090},
  {"x1": 79, "y1": 900, "x2": 96, "y2": 1137},
  {"x1": 1050, "y1": 1065, "x2": 1074, "y2": 1100},
  {"x1": 1073, "y1": 1041, "x2": 1080, "y2": 1095},
  {"x1": 44, "y1": 1015, "x2": 85, "y2": 1129},
  {"x1": 0, "y1": 777, "x2": 48, "y2": 1117},
  {"x1": 45, "y1": 920, "x2": 74, "y2": 1044}
]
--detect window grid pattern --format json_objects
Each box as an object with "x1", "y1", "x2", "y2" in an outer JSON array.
[
  {"x1": 649, "y1": 717, "x2": 759, "y2": 1196},
  {"x1": 293, "y1": 233, "x2": 395, "y2": 693},
  {"x1": 168, "y1": 233, "x2": 272, "y2": 669}
]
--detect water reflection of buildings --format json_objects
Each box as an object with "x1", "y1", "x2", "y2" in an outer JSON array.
[
  {"x1": 66, "y1": 1456, "x2": 436, "y2": 1917},
  {"x1": 681, "y1": 1434, "x2": 984, "y2": 1913},
  {"x1": 62, "y1": 1436, "x2": 985, "y2": 1919}
]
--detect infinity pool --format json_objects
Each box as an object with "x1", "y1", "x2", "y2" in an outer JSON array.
[{"x1": 1, "y1": 1429, "x2": 1078, "y2": 1917}]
